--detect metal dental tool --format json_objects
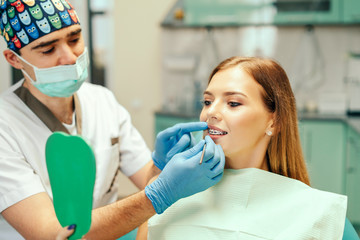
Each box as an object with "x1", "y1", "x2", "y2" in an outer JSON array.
[{"x1": 199, "y1": 143, "x2": 206, "y2": 165}]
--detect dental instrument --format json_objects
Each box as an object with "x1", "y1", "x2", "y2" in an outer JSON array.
[{"x1": 199, "y1": 143, "x2": 206, "y2": 165}]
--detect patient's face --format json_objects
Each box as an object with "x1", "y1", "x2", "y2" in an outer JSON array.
[{"x1": 200, "y1": 67, "x2": 273, "y2": 169}]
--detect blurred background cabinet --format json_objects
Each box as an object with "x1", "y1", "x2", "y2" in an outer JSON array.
[
  {"x1": 346, "y1": 125, "x2": 360, "y2": 224},
  {"x1": 298, "y1": 119, "x2": 360, "y2": 225},
  {"x1": 299, "y1": 120, "x2": 347, "y2": 195},
  {"x1": 164, "y1": 0, "x2": 360, "y2": 27},
  {"x1": 289, "y1": 118, "x2": 360, "y2": 225}
]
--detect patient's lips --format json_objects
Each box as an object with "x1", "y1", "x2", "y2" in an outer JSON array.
[{"x1": 207, "y1": 125, "x2": 228, "y2": 140}]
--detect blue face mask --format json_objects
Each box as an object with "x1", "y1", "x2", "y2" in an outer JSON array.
[{"x1": 15, "y1": 48, "x2": 89, "y2": 98}]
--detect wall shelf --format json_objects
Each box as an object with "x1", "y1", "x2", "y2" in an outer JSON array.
[{"x1": 162, "y1": 0, "x2": 360, "y2": 28}]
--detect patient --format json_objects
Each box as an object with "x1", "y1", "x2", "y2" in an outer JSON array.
[{"x1": 138, "y1": 57, "x2": 353, "y2": 240}]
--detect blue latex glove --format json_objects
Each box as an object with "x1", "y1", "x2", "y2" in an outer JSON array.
[
  {"x1": 152, "y1": 122, "x2": 208, "y2": 170},
  {"x1": 145, "y1": 136, "x2": 225, "y2": 214}
]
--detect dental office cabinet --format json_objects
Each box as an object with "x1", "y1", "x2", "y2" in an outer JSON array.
[{"x1": 155, "y1": 0, "x2": 360, "y2": 229}]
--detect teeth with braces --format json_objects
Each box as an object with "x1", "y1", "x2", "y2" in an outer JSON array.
[{"x1": 209, "y1": 129, "x2": 228, "y2": 135}]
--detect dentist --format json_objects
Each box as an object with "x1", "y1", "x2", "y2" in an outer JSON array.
[{"x1": 0, "y1": 1, "x2": 225, "y2": 239}]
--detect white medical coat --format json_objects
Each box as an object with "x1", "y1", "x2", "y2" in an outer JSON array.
[{"x1": 0, "y1": 80, "x2": 151, "y2": 239}]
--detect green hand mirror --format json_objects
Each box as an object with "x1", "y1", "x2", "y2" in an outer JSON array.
[{"x1": 46, "y1": 132, "x2": 96, "y2": 240}]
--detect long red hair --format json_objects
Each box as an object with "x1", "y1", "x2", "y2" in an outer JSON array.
[{"x1": 208, "y1": 57, "x2": 310, "y2": 185}]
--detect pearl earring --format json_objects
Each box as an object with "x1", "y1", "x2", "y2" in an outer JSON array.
[{"x1": 266, "y1": 130, "x2": 273, "y2": 136}]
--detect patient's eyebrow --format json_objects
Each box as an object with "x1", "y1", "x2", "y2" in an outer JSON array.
[
  {"x1": 203, "y1": 90, "x2": 248, "y2": 98},
  {"x1": 203, "y1": 90, "x2": 213, "y2": 96},
  {"x1": 224, "y1": 91, "x2": 248, "y2": 98}
]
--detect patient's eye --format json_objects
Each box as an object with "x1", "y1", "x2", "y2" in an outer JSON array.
[
  {"x1": 202, "y1": 100, "x2": 212, "y2": 106},
  {"x1": 229, "y1": 102, "x2": 241, "y2": 107}
]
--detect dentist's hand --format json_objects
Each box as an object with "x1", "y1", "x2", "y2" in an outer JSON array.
[
  {"x1": 145, "y1": 136, "x2": 225, "y2": 214},
  {"x1": 55, "y1": 225, "x2": 80, "y2": 240},
  {"x1": 152, "y1": 122, "x2": 208, "y2": 170}
]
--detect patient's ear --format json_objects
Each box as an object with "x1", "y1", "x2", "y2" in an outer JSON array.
[
  {"x1": 3, "y1": 49, "x2": 24, "y2": 70},
  {"x1": 266, "y1": 113, "x2": 277, "y2": 136}
]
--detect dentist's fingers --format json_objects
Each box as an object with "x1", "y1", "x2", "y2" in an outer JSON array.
[
  {"x1": 55, "y1": 225, "x2": 75, "y2": 240},
  {"x1": 211, "y1": 171, "x2": 224, "y2": 182},
  {"x1": 189, "y1": 132, "x2": 196, "y2": 147},
  {"x1": 210, "y1": 145, "x2": 225, "y2": 179},
  {"x1": 204, "y1": 144, "x2": 221, "y2": 170},
  {"x1": 202, "y1": 144, "x2": 225, "y2": 179},
  {"x1": 177, "y1": 139, "x2": 206, "y2": 159},
  {"x1": 158, "y1": 122, "x2": 208, "y2": 141},
  {"x1": 201, "y1": 136, "x2": 216, "y2": 163},
  {"x1": 177, "y1": 122, "x2": 208, "y2": 135},
  {"x1": 167, "y1": 133, "x2": 191, "y2": 158}
]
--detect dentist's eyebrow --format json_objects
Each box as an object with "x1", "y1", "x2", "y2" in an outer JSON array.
[
  {"x1": 68, "y1": 28, "x2": 82, "y2": 37},
  {"x1": 31, "y1": 39, "x2": 58, "y2": 50},
  {"x1": 31, "y1": 29, "x2": 82, "y2": 50}
]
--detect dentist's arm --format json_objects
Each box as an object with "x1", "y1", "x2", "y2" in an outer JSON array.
[{"x1": 2, "y1": 137, "x2": 224, "y2": 240}]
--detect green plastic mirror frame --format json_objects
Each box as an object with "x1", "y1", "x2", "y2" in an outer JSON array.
[{"x1": 46, "y1": 132, "x2": 96, "y2": 240}]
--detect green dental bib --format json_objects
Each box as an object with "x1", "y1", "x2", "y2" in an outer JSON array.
[{"x1": 46, "y1": 132, "x2": 96, "y2": 240}]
